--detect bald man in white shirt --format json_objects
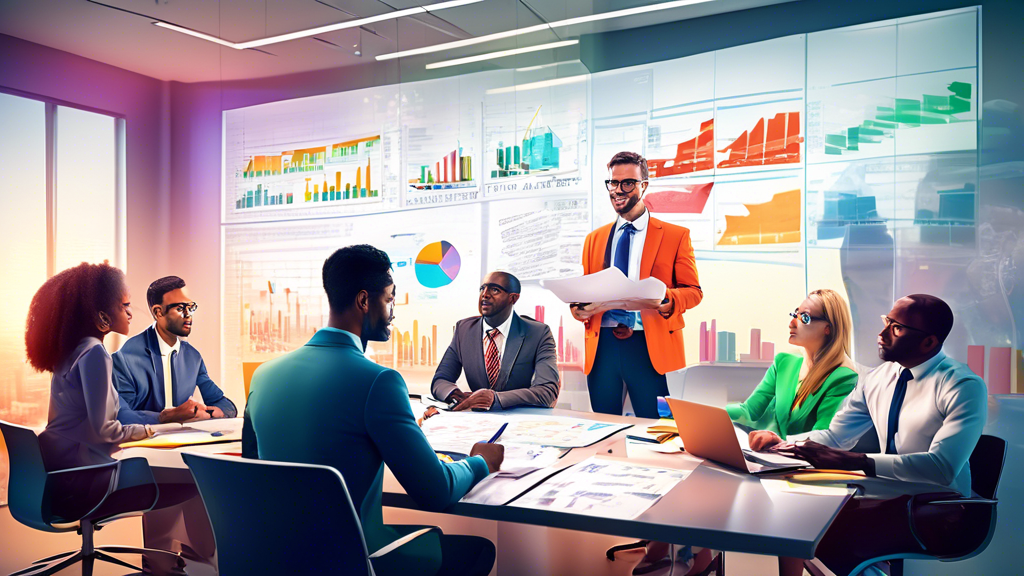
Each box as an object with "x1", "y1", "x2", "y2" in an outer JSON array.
[{"x1": 752, "y1": 294, "x2": 989, "y2": 576}]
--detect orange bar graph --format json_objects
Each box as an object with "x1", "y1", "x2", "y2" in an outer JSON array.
[
  {"x1": 718, "y1": 112, "x2": 802, "y2": 168},
  {"x1": 649, "y1": 119, "x2": 715, "y2": 177},
  {"x1": 718, "y1": 189, "x2": 801, "y2": 246}
]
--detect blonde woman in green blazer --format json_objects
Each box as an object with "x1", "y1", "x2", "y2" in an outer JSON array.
[
  {"x1": 627, "y1": 290, "x2": 858, "y2": 576},
  {"x1": 729, "y1": 289, "x2": 858, "y2": 440}
]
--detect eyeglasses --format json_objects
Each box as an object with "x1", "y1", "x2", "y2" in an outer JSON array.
[
  {"x1": 790, "y1": 311, "x2": 827, "y2": 325},
  {"x1": 479, "y1": 284, "x2": 509, "y2": 297},
  {"x1": 605, "y1": 179, "x2": 644, "y2": 193},
  {"x1": 880, "y1": 315, "x2": 926, "y2": 337},
  {"x1": 164, "y1": 302, "x2": 198, "y2": 316}
]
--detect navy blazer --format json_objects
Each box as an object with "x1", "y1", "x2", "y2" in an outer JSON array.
[{"x1": 112, "y1": 326, "x2": 237, "y2": 425}]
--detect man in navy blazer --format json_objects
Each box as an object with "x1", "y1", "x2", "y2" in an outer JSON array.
[
  {"x1": 113, "y1": 276, "x2": 236, "y2": 425},
  {"x1": 431, "y1": 271, "x2": 560, "y2": 411}
]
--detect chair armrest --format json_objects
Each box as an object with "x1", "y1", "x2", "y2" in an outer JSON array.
[
  {"x1": 47, "y1": 461, "x2": 120, "y2": 477},
  {"x1": 44, "y1": 461, "x2": 120, "y2": 522},
  {"x1": 368, "y1": 527, "x2": 440, "y2": 559}
]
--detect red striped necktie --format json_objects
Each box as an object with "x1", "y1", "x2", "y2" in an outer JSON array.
[{"x1": 485, "y1": 328, "x2": 501, "y2": 388}]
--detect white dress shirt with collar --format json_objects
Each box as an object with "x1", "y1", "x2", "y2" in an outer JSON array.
[
  {"x1": 601, "y1": 208, "x2": 650, "y2": 331},
  {"x1": 154, "y1": 323, "x2": 181, "y2": 409},
  {"x1": 794, "y1": 350, "x2": 987, "y2": 496},
  {"x1": 482, "y1": 311, "x2": 516, "y2": 362}
]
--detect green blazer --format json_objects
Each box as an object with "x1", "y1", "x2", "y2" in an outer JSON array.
[
  {"x1": 726, "y1": 353, "x2": 857, "y2": 439},
  {"x1": 242, "y1": 328, "x2": 489, "y2": 575}
]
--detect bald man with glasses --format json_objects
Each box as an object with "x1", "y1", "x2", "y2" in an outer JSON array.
[{"x1": 431, "y1": 271, "x2": 560, "y2": 411}]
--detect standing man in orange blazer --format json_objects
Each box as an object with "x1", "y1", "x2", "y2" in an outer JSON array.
[{"x1": 571, "y1": 151, "x2": 703, "y2": 417}]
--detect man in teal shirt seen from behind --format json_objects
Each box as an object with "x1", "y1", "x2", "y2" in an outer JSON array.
[{"x1": 243, "y1": 244, "x2": 503, "y2": 576}]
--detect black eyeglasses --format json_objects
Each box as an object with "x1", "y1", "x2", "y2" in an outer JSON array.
[
  {"x1": 164, "y1": 302, "x2": 198, "y2": 316},
  {"x1": 605, "y1": 179, "x2": 644, "y2": 193},
  {"x1": 790, "y1": 311, "x2": 827, "y2": 325},
  {"x1": 479, "y1": 284, "x2": 509, "y2": 297},
  {"x1": 880, "y1": 315, "x2": 926, "y2": 337}
]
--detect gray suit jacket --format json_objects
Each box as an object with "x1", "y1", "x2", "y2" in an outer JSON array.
[{"x1": 431, "y1": 313, "x2": 559, "y2": 410}]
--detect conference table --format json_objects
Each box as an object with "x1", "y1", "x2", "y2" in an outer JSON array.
[{"x1": 120, "y1": 404, "x2": 855, "y2": 573}]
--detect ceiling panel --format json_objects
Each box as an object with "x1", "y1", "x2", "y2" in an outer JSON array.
[{"x1": 0, "y1": 0, "x2": 796, "y2": 83}]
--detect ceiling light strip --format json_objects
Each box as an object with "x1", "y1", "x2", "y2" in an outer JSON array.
[
  {"x1": 152, "y1": 0, "x2": 483, "y2": 50},
  {"x1": 425, "y1": 40, "x2": 578, "y2": 69},
  {"x1": 377, "y1": 0, "x2": 715, "y2": 61}
]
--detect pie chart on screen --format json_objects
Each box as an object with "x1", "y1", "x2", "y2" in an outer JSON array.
[{"x1": 415, "y1": 241, "x2": 461, "y2": 288}]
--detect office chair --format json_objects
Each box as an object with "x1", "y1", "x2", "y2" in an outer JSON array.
[
  {"x1": 182, "y1": 452, "x2": 441, "y2": 576},
  {"x1": 806, "y1": 434, "x2": 1007, "y2": 576},
  {"x1": 1, "y1": 420, "x2": 183, "y2": 576}
]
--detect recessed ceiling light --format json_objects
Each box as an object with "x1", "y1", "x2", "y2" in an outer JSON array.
[
  {"x1": 377, "y1": 0, "x2": 715, "y2": 61},
  {"x1": 153, "y1": 0, "x2": 482, "y2": 50}
]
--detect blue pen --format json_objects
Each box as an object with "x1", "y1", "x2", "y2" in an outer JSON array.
[{"x1": 486, "y1": 423, "x2": 508, "y2": 444}]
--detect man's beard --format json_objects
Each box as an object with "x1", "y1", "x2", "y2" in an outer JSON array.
[
  {"x1": 614, "y1": 194, "x2": 640, "y2": 214},
  {"x1": 362, "y1": 313, "x2": 391, "y2": 342}
]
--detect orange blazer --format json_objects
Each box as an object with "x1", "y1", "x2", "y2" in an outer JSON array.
[{"x1": 580, "y1": 217, "x2": 703, "y2": 375}]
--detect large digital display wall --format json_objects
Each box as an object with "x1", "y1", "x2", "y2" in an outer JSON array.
[{"x1": 223, "y1": 7, "x2": 1019, "y2": 406}]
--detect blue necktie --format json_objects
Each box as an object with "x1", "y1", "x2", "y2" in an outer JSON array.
[
  {"x1": 885, "y1": 368, "x2": 913, "y2": 454},
  {"x1": 605, "y1": 222, "x2": 637, "y2": 327}
]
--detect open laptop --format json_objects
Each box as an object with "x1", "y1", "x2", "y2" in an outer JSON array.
[{"x1": 665, "y1": 397, "x2": 809, "y2": 474}]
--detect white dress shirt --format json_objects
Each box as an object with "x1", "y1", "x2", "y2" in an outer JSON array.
[
  {"x1": 482, "y1": 311, "x2": 515, "y2": 363},
  {"x1": 154, "y1": 323, "x2": 181, "y2": 409},
  {"x1": 601, "y1": 208, "x2": 650, "y2": 330},
  {"x1": 795, "y1": 351, "x2": 987, "y2": 496}
]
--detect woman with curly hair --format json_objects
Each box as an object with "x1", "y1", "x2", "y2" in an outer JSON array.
[{"x1": 25, "y1": 261, "x2": 152, "y2": 470}]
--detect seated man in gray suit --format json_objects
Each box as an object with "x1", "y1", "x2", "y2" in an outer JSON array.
[{"x1": 431, "y1": 271, "x2": 560, "y2": 411}]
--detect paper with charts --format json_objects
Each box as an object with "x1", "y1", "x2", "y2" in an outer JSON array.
[
  {"x1": 420, "y1": 412, "x2": 631, "y2": 454},
  {"x1": 540, "y1": 267, "x2": 665, "y2": 307},
  {"x1": 511, "y1": 456, "x2": 690, "y2": 519}
]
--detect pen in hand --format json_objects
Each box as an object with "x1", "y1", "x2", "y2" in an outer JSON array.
[{"x1": 486, "y1": 423, "x2": 508, "y2": 444}]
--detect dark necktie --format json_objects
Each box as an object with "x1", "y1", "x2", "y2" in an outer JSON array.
[
  {"x1": 169, "y1": 349, "x2": 178, "y2": 407},
  {"x1": 606, "y1": 222, "x2": 637, "y2": 327},
  {"x1": 885, "y1": 368, "x2": 914, "y2": 454},
  {"x1": 484, "y1": 328, "x2": 501, "y2": 388}
]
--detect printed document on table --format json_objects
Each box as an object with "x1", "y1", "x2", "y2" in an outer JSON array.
[
  {"x1": 510, "y1": 456, "x2": 690, "y2": 519},
  {"x1": 497, "y1": 444, "x2": 570, "y2": 478},
  {"x1": 462, "y1": 465, "x2": 567, "y2": 506},
  {"x1": 502, "y1": 415, "x2": 631, "y2": 448},
  {"x1": 541, "y1": 267, "x2": 665, "y2": 306},
  {"x1": 420, "y1": 412, "x2": 508, "y2": 455},
  {"x1": 421, "y1": 412, "x2": 630, "y2": 452}
]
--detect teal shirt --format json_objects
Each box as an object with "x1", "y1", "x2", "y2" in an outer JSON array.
[
  {"x1": 726, "y1": 353, "x2": 857, "y2": 440},
  {"x1": 244, "y1": 328, "x2": 489, "y2": 560}
]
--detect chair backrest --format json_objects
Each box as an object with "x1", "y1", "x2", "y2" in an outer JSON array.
[
  {"x1": 969, "y1": 434, "x2": 1006, "y2": 500},
  {"x1": 0, "y1": 421, "x2": 53, "y2": 531},
  {"x1": 182, "y1": 452, "x2": 373, "y2": 576}
]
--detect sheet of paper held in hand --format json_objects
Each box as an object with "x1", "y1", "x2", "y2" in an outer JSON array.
[
  {"x1": 510, "y1": 456, "x2": 690, "y2": 520},
  {"x1": 119, "y1": 418, "x2": 244, "y2": 449},
  {"x1": 540, "y1": 267, "x2": 666, "y2": 311}
]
